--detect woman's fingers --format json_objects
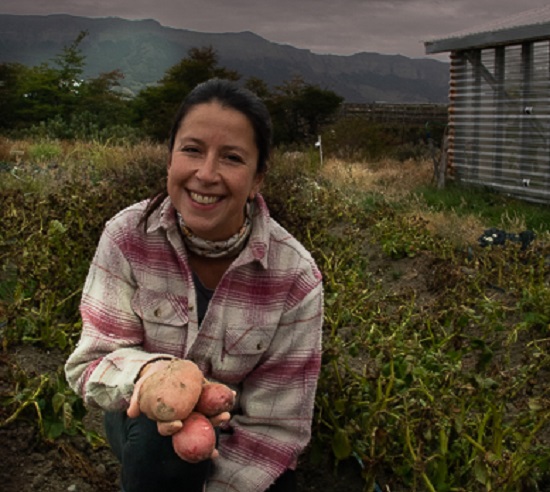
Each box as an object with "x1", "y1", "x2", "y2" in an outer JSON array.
[
  {"x1": 158, "y1": 419, "x2": 184, "y2": 436},
  {"x1": 126, "y1": 377, "x2": 144, "y2": 418},
  {"x1": 126, "y1": 359, "x2": 175, "y2": 419},
  {"x1": 209, "y1": 411, "x2": 230, "y2": 427}
]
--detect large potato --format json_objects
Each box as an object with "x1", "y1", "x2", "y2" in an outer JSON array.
[
  {"x1": 172, "y1": 412, "x2": 216, "y2": 463},
  {"x1": 139, "y1": 359, "x2": 203, "y2": 421}
]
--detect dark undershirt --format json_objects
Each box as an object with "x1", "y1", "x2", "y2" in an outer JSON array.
[{"x1": 192, "y1": 272, "x2": 214, "y2": 326}]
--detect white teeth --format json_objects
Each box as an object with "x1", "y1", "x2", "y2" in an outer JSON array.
[{"x1": 190, "y1": 192, "x2": 219, "y2": 205}]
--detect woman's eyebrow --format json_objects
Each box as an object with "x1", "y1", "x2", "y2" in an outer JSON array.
[
  {"x1": 177, "y1": 136, "x2": 203, "y2": 145},
  {"x1": 177, "y1": 136, "x2": 250, "y2": 156},
  {"x1": 221, "y1": 144, "x2": 249, "y2": 155}
]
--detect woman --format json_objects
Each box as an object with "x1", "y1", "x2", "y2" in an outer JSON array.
[{"x1": 65, "y1": 78, "x2": 323, "y2": 492}]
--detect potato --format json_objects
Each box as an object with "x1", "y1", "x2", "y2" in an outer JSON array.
[
  {"x1": 172, "y1": 412, "x2": 216, "y2": 463},
  {"x1": 139, "y1": 359, "x2": 204, "y2": 422},
  {"x1": 194, "y1": 382, "x2": 236, "y2": 417}
]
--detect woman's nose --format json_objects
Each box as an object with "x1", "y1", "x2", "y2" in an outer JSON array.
[{"x1": 196, "y1": 153, "x2": 218, "y2": 182}]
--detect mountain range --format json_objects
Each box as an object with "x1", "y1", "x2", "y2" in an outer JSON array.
[{"x1": 0, "y1": 14, "x2": 450, "y2": 104}]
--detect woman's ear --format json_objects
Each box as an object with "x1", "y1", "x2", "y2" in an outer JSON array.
[{"x1": 249, "y1": 173, "x2": 264, "y2": 200}]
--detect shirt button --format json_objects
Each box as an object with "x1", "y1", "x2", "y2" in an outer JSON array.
[
  {"x1": 189, "y1": 304, "x2": 194, "y2": 311},
  {"x1": 154, "y1": 308, "x2": 161, "y2": 317}
]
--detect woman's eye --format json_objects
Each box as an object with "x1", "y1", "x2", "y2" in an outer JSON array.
[
  {"x1": 182, "y1": 146, "x2": 200, "y2": 154},
  {"x1": 225, "y1": 154, "x2": 244, "y2": 164}
]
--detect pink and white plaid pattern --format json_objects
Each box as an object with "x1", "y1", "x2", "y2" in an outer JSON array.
[{"x1": 65, "y1": 194, "x2": 323, "y2": 491}]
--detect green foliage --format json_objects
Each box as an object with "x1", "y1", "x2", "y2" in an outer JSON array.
[
  {"x1": 131, "y1": 46, "x2": 240, "y2": 141},
  {"x1": 374, "y1": 214, "x2": 437, "y2": 259},
  {"x1": 0, "y1": 141, "x2": 166, "y2": 350},
  {"x1": 0, "y1": 62, "x2": 27, "y2": 128},
  {"x1": 3, "y1": 40, "x2": 347, "y2": 149},
  {"x1": 262, "y1": 151, "x2": 549, "y2": 491},
  {"x1": 0, "y1": 359, "x2": 99, "y2": 443},
  {"x1": 26, "y1": 140, "x2": 64, "y2": 163},
  {"x1": 418, "y1": 182, "x2": 550, "y2": 232},
  {"x1": 324, "y1": 117, "x2": 433, "y2": 162},
  {"x1": 1, "y1": 31, "x2": 132, "y2": 139},
  {"x1": 267, "y1": 77, "x2": 344, "y2": 146},
  {"x1": 21, "y1": 113, "x2": 143, "y2": 143},
  {"x1": 309, "y1": 224, "x2": 549, "y2": 491},
  {"x1": 52, "y1": 31, "x2": 87, "y2": 84}
]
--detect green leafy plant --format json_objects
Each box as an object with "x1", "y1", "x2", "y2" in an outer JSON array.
[
  {"x1": 0, "y1": 364, "x2": 91, "y2": 442},
  {"x1": 1, "y1": 138, "x2": 549, "y2": 491}
]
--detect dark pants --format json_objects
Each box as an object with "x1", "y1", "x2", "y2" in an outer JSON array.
[
  {"x1": 104, "y1": 412, "x2": 211, "y2": 492},
  {"x1": 104, "y1": 412, "x2": 296, "y2": 492}
]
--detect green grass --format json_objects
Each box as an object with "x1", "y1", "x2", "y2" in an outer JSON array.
[{"x1": 418, "y1": 182, "x2": 550, "y2": 232}]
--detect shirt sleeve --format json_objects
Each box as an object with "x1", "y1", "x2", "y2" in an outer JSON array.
[
  {"x1": 207, "y1": 278, "x2": 323, "y2": 492},
  {"x1": 64, "y1": 226, "x2": 173, "y2": 411}
]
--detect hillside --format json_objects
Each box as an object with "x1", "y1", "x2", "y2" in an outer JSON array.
[{"x1": 0, "y1": 14, "x2": 450, "y2": 103}]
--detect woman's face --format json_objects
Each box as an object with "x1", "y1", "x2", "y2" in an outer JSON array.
[{"x1": 167, "y1": 101, "x2": 263, "y2": 241}]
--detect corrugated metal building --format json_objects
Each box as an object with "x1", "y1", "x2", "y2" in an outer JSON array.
[{"x1": 424, "y1": 6, "x2": 550, "y2": 204}]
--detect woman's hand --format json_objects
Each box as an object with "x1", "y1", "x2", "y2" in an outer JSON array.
[
  {"x1": 127, "y1": 359, "x2": 173, "y2": 419},
  {"x1": 128, "y1": 359, "x2": 204, "y2": 436},
  {"x1": 152, "y1": 410, "x2": 230, "y2": 437},
  {"x1": 127, "y1": 359, "x2": 234, "y2": 449},
  {"x1": 127, "y1": 359, "x2": 179, "y2": 435}
]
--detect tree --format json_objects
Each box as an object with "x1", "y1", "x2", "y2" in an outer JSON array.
[
  {"x1": 295, "y1": 85, "x2": 343, "y2": 137},
  {"x1": 79, "y1": 69, "x2": 130, "y2": 127},
  {"x1": 267, "y1": 77, "x2": 343, "y2": 145},
  {"x1": 53, "y1": 31, "x2": 87, "y2": 84},
  {"x1": 131, "y1": 46, "x2": 240, "y2": 141},
  {"x1": 0, "y1": 31, "x2": 135, "y2": 138},
  {"x1": 13, "y1": 62, "x2": 62, "y2": 126},
  {"x1": 30, "y1": 30, "x2": 89, "y2": 122},
  {"x1": 244, "y1": 77, "x2": 271, "y2": 100},
  {"x1": 0, "y1": 63, "x2": 28, "y2": 130}
]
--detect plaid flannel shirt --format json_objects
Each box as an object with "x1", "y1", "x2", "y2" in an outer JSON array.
[{"x1": 65, "y1": 194, "x2": 323, "y2": 491}]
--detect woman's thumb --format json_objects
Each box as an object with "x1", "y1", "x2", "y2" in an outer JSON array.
[{"x1": 126, "y1": 378, "x2": 143, "y2": 418}]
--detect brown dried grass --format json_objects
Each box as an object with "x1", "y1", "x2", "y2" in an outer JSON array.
[
  {"x1": 321, "y1": 157, "x2": 433, "y2": 198},
  {"x1": 321, "y1": 157, "x2": 486, "y2": 247}
]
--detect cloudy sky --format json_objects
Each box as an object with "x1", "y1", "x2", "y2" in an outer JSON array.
[{"x1": 2, "y1": 0, "x2": 549, "y2": 60}]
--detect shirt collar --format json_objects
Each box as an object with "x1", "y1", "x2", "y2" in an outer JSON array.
[
  {"x1": 147, "y1": 194, "x2": 270, "y2": 269},
  {"x1": 243, "y1": 194, "x2": 269, "y2": 269}
]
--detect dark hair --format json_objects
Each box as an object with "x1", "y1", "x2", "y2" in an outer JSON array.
[
  {"x1": 141, "y1": 79, "x2": 272, "y2": 229},
  {"x1": 169, "y1": 78, "x2": 272, "y2": 174}
]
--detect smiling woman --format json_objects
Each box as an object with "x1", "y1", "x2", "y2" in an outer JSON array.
[
  {"x1": 64, "y1": 79, "x2": 324, "y2": 492},
  {"x1": 167, "y1": 101, "x2": 262, "y2": 242}
]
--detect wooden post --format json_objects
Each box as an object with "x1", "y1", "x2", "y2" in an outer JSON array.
[
  {"x1": 436, "y1": 127, "x2": 449, "y2": 190},
  {"x1": 315, "y1": 135, "x2": 323, "y2": 169}
]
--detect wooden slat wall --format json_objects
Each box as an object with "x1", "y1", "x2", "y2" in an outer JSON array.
[
  {"x1": 448, "y1": 40, "x2": 550, "y2": 204},
  {"x1": 340, "y1": 103, "x2": 448, "y2": 125}
]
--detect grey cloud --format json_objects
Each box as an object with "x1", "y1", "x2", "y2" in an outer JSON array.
[{"x1": 1, "y1": 0, "x2": 549, "y2": 58}]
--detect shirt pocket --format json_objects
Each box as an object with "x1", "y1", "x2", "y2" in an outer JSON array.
[
  {"x1": 217, "y1": 325, "x2": 274, "y2": 382},
  {"x1": 132, "y1": 288, "x2": 189, "y2": 353}
]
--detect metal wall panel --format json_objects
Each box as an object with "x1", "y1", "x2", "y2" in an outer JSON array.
[{"x1": 448, "y1": 41, "x2": 550, "y2": 204}]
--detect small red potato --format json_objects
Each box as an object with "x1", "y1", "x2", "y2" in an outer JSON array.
[
  {"x1": 194, "y1": 382, "x2": 236, "y2": 417},
  {"x1": 139, "y1": 359, "x2": 203, "y2": 422},
  {"x1": 172, "y1": 412, "x2": 216, "y2": 463}
]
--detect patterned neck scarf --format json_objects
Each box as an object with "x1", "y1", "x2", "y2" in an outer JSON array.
[{"x1": 177, "y1": 203, "x2": 253, "y2": 259}]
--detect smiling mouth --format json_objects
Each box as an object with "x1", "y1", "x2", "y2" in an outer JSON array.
[{"x1": 189, "y1": 191, "x2": 221, "y2": 205}]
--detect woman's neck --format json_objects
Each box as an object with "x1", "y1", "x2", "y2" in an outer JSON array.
[{"x1": 188, "y1": 253, "x2": 234, "y2": 290}]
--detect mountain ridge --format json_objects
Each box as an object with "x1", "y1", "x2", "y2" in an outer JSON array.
[{"x1": 0, "y1": 14, "x2": 450, "y2": 103}]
